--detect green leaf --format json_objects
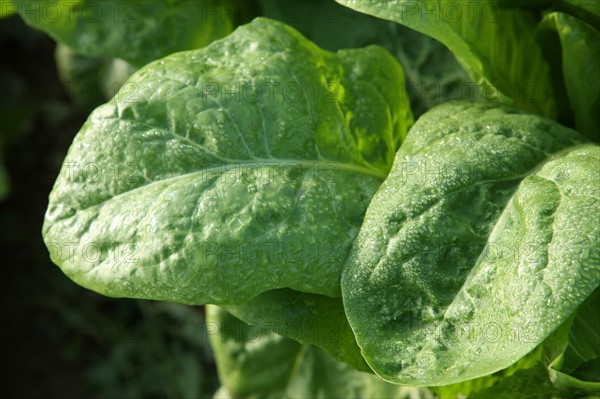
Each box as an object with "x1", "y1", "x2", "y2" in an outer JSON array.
[
  {"x1": 43, "y1": 18, "x2": 413, "y2": 305},
  {"x1": 438, "y1": 296, "x2": 600, "y2": 399},
  {"x1": 539, "y1": 12, "x2": 600, "y2": 141},
  {"x1": 342, "y1": 101, "x2": 599, "y2": 385},
  {"x1": 559, "y1": 288, "x2": 600, "y2": 373},
  {"x1": 11, "y1": 0, "x2": 235, "y2": 67},
  {"x1": 468, "y1": 363, "x2": 562, "y2": 399},
  {"x1": 387, "y1": 23, "x2": 483, "y2": 117},
  {"x1": 550, "y1": 365, "x2": 600, "y2": 397},
  {"x1": 561, "y1": 0, "x2": 600, "y2": 17},
  {"x1": 432, "y1": 346, "x2": 545, "y2": 397},
  {"x1": 558, "y1": 0, "x2": 600, "y2": 29},
  {"x1": 260, "y1": 0, "x2": 389, "y2": 52},
  {"x1": 261, "y1": 0, "x2": 480, "y2": 118},
  {"x1": 222, "y1": 289, "x2": 369, "y2": 372},
  {"x1": 207, "y1": 304, "x2": 301, "y2": 399},
  {"x1": 542, "y1": 288, "x2": 600, "y2": 395},
  {"x1": 206, "y1": 305, "x2": 435, "y2": 399},
  {"x1": 335, "y1": 0, "x2": 557, "y2": 117}
]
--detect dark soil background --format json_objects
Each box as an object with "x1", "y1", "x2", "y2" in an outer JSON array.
[{"x1": 1, "y1": 15, "x2": 219, "y2": 399}]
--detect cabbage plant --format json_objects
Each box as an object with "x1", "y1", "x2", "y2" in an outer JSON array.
[{"x1": 10, "y1": 0, "x2": 599, "y2": 397}]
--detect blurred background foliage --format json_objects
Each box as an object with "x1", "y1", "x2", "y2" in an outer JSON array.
[
  {"x1": 0, "y1": 14, "x2": 220, "y2": 399},
  {"x1": 0, "y1": 1, "x2": 473, "y2": 397}
]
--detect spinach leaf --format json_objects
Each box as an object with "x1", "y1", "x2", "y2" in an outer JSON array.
[
  {"x1": 437, "y1": 292, "x2": 600, "y2": 399},
  {"x1": 222, "y1": 289, "x2": 369, "y2": 372},
  {"x1": 206, "y1": 305, "x2": 435, "y2": 399},
  {"x1": 335, "y1": 0, "x2": 557, "y2": 117},
  {"x1": 539, "y1": 12, "x2": 600, "y2": 141},
  {"x1": 43, "y1": 18, "x2": 413, "y2": 305},
  {"x1": 10, "y1": 0, "x2": 235, "y2": 67},
  {"x1": 342, "y1": 101, "x2": 599, "y2": 385}
]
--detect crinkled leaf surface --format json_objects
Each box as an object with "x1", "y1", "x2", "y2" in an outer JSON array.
[
  {"x1": 335, "y1": 0, "x2": 556, "y2": 117},
  {"x1": 342, "y1": 102, "x2": 600, "y2": 385},
  {"x1": 11, "y1": 0, "x2": 235, "y2": 67},
  {"x1": 539, "y1": 12, "x2": 600, "y2": 141},
  {"x1": 43, "y1": 18, "x2": 413, "y2": 305},
  {"x1": 222, "y1": 288, "x2": 368, "y2": 372},
  {"x1": 206, "y1": 305, "x2": 435, "y2": 399}
]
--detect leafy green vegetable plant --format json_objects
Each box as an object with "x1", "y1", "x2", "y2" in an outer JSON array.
[{"x1": 11, "y1": 0, "x2": 598, "y2": 396}]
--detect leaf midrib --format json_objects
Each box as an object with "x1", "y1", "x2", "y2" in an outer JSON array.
[{"x1": 74, "y1": 159, "x2": 386, "y2": 215}]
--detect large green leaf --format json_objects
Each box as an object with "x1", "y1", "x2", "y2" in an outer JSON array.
[
  {"x1": 335, "y1": 0, "x2": 556, "y2": 117},
  {"x1": 539, "y1": 12, "x2": 600, "y2": 141},
  {"x1": 342, "y1": 102, "x2": 600, "y2": 385},
  {"x1": 206, "y1": 305, "x2": 435, "y2": 399},
  {"x1": 222, "y1": 289, "x2": 369, "y2": 372},
  {"x1": 11, "y1": 0, "x2": 235, "y2": 67},
  {"x1": 43, "y1": 18, "x2": 413, "y2": 305}
]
